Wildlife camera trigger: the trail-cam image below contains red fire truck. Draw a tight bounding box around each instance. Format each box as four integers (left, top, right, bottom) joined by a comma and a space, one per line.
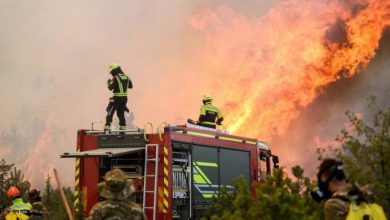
61, 123, 279, 220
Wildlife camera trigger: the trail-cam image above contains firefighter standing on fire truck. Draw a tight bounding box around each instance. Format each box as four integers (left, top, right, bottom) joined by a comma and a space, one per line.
104, 63, 133, 132
198, 94, 224, 129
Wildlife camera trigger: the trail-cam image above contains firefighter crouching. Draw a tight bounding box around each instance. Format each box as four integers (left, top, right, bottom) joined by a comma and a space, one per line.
198, 94, 223, 129
104, 63, 133, 132
87, 169, 146, 220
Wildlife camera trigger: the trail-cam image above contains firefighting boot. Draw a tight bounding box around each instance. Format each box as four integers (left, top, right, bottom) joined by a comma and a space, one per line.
119, 125, 126, 135
104, 125, 111, 134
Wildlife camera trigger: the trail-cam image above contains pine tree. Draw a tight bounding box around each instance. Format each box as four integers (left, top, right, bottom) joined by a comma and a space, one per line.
42, 175, 63, 219
0, 159, 14, 212
0, 160, 31, 211
41, 175, 76, 220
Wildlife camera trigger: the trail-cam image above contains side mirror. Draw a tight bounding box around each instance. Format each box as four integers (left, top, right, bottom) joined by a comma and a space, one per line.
272, 155, 279, 169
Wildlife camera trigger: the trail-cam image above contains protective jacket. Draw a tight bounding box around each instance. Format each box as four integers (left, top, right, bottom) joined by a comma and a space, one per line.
198, 102, 223, 128
10, 198, 32, 214
324, 185, 351, 220
108, 73, 133, 97
324, 184, 384, 220
4, 198, 32, 220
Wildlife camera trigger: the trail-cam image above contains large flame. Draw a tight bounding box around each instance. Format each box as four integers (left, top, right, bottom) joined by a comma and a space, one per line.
2, 0, 389, 186
192, 0, 390, 140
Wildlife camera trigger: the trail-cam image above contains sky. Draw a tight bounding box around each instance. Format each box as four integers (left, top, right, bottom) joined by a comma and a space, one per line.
0, 0, 389, 187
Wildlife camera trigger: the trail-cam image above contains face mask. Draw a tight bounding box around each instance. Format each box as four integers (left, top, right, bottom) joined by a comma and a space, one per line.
311, 163, 345, 202
311, 176, 333, 202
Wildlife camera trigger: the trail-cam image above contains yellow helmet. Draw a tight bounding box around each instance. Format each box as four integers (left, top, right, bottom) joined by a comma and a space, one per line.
203, 94, 212, 102
108, 63, 120, 73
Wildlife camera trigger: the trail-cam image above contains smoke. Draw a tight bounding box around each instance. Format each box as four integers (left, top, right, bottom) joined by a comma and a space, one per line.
0, 0, 277, 187
0, 0, 389, 186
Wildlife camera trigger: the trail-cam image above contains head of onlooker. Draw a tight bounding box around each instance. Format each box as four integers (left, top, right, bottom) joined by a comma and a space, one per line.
28, 189, 42, 203
7, 187, 21, 200
311, 158, 348, 202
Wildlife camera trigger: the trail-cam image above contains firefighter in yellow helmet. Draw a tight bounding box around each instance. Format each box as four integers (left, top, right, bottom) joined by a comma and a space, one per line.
198, 94, 223, 129
105, 63, 133, 132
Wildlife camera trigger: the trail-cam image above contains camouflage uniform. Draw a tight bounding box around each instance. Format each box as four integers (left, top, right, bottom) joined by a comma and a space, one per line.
324, 183, 375, 220
324, 185, 350, 220
87, 169, 146, 220
29, 201, 48, 220
88, 200, 145, 220
28, 189, 48, 220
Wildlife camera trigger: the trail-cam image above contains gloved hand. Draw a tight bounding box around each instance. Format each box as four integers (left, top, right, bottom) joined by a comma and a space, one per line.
187, 119, 197, 124
217, 121, 222, 125
107, 79, 113, 85
125, 107, 129, 113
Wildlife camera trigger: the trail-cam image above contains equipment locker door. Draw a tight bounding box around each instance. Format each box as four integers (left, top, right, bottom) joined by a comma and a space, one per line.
192, 145, 219, 219
219, 148, 250, 188
192, 145, 250, 219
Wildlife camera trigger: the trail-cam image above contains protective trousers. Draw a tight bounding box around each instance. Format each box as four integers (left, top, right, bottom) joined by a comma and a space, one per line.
105, 97, 128, 130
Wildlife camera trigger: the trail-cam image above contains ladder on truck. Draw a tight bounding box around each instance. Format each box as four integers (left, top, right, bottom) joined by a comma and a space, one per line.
143, 144, 159, 220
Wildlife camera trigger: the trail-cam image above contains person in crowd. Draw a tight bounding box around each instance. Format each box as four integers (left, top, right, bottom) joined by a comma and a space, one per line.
88, 169, 145, 220
312, 158, 386, 220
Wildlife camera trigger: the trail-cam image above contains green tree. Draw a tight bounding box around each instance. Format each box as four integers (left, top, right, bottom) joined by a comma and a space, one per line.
203, 167, 321, 220
0, 159, 31, 211
333, 98, 390, 216
42, 175, 75, 220
8, 166, 23, 186
0, 159, 14, 211
0, 160, 77, 219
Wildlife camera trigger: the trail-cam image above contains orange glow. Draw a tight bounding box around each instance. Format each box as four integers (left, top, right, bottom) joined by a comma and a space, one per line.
21, 114, 69, 187
192, 0, 390, 141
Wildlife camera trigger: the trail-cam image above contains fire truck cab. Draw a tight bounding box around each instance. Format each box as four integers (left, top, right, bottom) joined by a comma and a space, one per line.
61, 123, 279, 220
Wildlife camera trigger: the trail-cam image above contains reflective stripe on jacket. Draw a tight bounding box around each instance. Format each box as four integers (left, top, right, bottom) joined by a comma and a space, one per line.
10, 198, 32, 213
199, 103, 222, 125
108, 73, 132, 97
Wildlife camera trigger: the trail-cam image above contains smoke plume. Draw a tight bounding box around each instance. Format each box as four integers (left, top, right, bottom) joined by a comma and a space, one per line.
0, 0, 389, 186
